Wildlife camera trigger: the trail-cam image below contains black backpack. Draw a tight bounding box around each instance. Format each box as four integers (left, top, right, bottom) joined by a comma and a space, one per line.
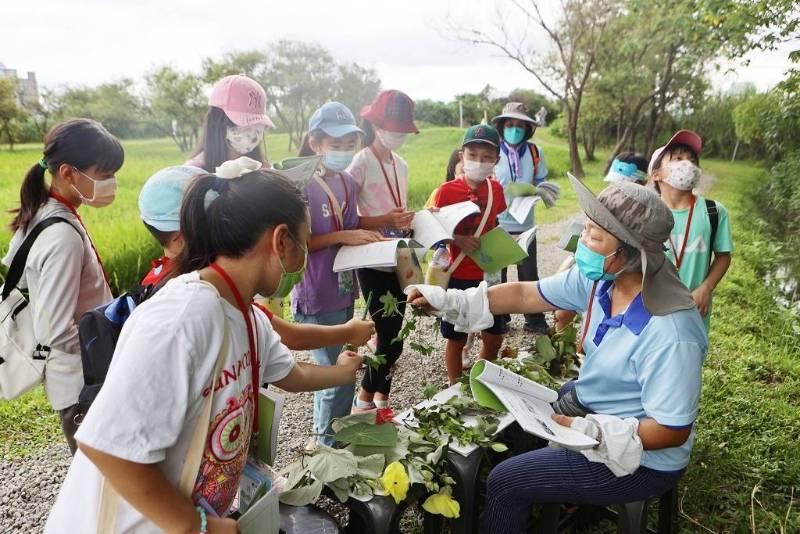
77, 283, 155, 409
705, 198, 719, 251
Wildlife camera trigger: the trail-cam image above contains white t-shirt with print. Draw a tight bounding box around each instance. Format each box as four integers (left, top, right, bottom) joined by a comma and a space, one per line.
45, 272, 295, 534
347, 147, 409, 218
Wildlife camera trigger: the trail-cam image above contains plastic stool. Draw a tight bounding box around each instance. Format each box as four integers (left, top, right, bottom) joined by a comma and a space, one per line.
279, 503, 342, 534
539, 485, 678, 534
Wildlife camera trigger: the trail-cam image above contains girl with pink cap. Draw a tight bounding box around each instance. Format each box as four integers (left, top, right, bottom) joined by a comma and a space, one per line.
187, 75, 275, 172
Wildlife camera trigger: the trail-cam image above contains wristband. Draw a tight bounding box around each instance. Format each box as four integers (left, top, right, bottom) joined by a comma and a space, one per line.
195, 506, 208, 534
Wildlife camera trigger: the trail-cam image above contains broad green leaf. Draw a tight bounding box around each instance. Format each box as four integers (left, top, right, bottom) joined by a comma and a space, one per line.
426, 443, 446, 465
280, 459, 311, 490
334, 421, 399, 447
327, 477, 351, 503
279, 478, 323, 506
347, 443, 406, 463
535, 334, 558, 363
406, 459, 426, 485
331, 411, 376, 433
307, 447, 358, 483
356, 454, 386, 479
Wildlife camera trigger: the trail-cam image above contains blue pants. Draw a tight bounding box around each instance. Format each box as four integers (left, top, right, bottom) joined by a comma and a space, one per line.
294, 306, 355, 447
481, 440, 683, 533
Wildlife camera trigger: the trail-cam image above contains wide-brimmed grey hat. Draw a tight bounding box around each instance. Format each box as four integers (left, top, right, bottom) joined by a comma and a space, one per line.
492, 102, 541, 127
568, 173, 695, 316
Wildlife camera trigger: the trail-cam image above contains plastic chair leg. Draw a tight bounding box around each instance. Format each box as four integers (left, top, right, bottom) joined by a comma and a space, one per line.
616, 500, 649, 534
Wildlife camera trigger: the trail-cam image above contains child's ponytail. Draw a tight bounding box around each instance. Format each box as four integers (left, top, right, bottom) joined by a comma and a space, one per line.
174, 174, 221, 274
9, 118, 124, 232
172, 169, 307, 277
12, 163, 50, 232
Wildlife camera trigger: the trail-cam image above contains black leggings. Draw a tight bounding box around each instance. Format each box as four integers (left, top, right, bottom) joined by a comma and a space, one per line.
357, 268, 406, 395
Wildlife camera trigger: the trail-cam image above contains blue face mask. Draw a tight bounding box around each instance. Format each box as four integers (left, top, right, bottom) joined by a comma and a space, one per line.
504, 126, 525, 145
575, 241, 620, 281
323, 150, 355, 172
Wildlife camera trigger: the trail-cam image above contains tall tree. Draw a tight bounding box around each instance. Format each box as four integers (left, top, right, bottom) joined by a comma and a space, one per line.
203, 43, 382, 151
456, 0, 621, 177
0, 78, 28, 150
55, 80, 142, 138
591, 0, 714, 170
143, 67, 207, 152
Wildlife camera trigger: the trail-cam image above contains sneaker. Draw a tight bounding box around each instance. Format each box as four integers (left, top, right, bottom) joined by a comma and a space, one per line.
352, 397, 377, 414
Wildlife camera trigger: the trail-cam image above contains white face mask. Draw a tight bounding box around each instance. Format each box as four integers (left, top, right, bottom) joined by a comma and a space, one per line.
462, 160, 495, 182
226, 125, 265, 155
662, 160, 700, 191
376, 129, 408, 151
72, 169, 117, 208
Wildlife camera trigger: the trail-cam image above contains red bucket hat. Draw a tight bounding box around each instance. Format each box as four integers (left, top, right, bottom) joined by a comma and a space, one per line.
360, 90, 419, 134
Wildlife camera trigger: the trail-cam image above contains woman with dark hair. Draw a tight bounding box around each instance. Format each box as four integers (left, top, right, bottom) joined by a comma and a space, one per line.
3, 118, 124, 454
187, 74, 274, 171
46, 167, 362, 534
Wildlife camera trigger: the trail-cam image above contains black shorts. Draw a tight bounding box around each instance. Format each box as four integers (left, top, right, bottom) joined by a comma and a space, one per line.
440, 278, 507, 340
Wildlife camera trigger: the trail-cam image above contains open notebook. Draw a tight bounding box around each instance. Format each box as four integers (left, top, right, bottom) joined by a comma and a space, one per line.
470, 360, 598, 449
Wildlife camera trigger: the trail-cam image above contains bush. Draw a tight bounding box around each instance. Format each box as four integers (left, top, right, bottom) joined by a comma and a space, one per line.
548, 116, 567, 139
759, 151, 800, 257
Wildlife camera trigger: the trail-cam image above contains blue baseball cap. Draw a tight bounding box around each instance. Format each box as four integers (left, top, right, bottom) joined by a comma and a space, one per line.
308, 102, 364, 138
138, 165, 205, 232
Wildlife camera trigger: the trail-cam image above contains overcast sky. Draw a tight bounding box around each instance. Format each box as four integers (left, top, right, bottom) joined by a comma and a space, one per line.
1, 0, 795, 102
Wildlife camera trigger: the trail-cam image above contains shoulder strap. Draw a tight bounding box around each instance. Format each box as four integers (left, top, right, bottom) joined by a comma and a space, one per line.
705, 198, 718, 250
528, 143, 540, 180
96, 299, 231, 533
2, 217, 79, 300
448, 181, 494, 274
313, 175, 344, 228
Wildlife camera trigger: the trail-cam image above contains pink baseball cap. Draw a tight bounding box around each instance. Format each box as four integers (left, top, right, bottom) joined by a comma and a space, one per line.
648, 129, 703, 173
209, 75, 275, 128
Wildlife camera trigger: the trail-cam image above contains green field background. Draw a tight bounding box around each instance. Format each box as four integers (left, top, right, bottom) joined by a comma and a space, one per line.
0, 128, 608, 293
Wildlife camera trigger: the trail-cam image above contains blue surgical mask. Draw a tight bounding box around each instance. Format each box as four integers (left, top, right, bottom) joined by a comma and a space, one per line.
323, 150, 355, 172
575, 241, 619, 281
504, 126, 525, 145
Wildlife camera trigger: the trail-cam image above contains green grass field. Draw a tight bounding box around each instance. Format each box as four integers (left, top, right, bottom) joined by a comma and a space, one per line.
1, 129, 797, 530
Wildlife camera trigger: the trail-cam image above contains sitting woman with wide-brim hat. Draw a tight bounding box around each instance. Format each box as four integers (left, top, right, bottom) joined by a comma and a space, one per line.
407, 175, 707, 534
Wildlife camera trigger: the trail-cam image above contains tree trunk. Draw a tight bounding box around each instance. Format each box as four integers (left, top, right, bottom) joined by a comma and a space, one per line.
565, 104, 584, 177
583, 130, 597, 161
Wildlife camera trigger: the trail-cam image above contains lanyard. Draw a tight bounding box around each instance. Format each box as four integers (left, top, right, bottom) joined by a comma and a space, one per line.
577, 281, 600, 355
49, 191, 111, 289
369, 145, 402, 208
668, 196, 697, 269
210, 263, 260, 435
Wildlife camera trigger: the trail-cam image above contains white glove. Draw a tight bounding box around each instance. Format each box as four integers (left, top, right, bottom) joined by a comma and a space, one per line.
404, 283, 494, 333
566, 414, 643, 477
535, 182, 561, 208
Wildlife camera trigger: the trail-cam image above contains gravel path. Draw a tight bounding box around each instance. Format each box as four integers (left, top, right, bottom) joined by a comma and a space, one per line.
0, 214, 582, 533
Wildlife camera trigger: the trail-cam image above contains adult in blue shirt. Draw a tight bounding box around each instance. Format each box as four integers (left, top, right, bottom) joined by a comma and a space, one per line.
408, 176, 707, 534
493, 102, 556, 334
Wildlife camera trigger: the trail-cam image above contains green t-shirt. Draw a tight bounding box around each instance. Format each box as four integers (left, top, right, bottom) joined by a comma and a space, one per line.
665, 196, 733, 329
